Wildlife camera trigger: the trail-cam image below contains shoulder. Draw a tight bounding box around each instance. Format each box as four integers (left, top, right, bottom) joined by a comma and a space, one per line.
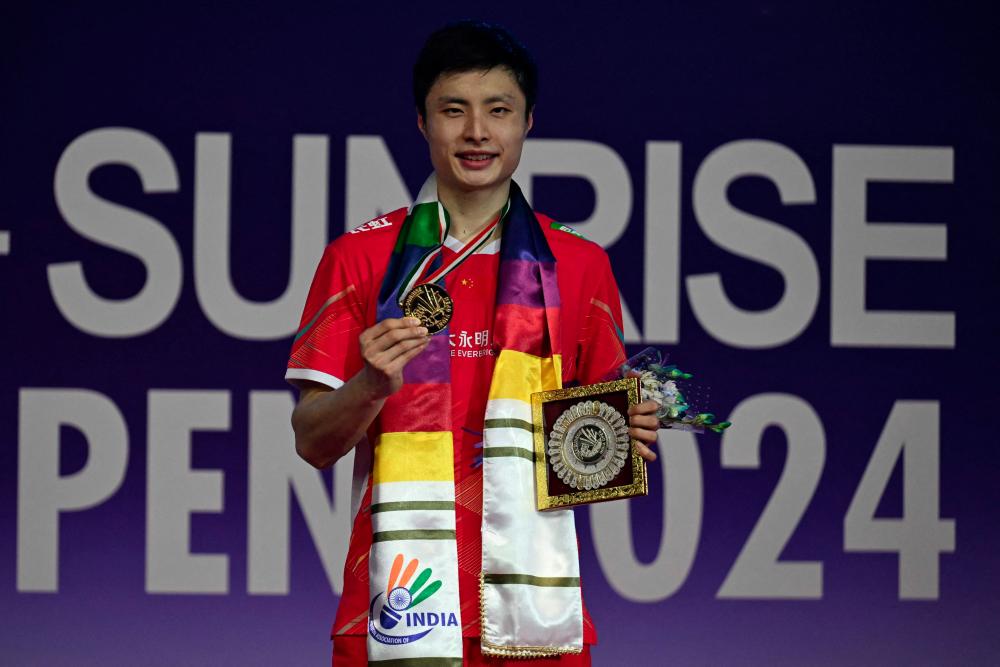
322, 207, 407, 261
308, 207, 407, 290
337, 207, 407, 246
535, 211, 609, 263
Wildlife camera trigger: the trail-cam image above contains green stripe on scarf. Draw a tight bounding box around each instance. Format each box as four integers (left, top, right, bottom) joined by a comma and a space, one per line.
369, 658, 464, 667
369, 501, 455, 513
483, 573, 581, 587
372, 529, 456, 543
482, 447, 534, 462
393, 202, 446, 251
394, 201, 450, 294
483, 418, 534, 432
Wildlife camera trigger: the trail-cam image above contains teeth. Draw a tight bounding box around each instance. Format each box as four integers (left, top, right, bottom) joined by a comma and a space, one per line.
461, 155, 491, 161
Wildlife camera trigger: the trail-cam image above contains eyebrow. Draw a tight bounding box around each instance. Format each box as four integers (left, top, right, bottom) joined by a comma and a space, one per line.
436, 93, 517, 106
483, 94, 516, 104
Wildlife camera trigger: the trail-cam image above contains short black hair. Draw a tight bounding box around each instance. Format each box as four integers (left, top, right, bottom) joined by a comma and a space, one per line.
413, 20, 537, 119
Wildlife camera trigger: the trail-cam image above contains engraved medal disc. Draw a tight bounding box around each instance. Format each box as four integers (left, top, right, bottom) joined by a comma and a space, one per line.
547, 400, 630, 491
401, 283, 454, 334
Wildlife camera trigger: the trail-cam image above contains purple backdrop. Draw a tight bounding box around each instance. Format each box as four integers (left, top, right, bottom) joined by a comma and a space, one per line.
3, 2, 997, 665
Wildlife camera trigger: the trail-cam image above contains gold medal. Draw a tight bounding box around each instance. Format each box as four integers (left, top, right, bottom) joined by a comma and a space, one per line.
401, 283, 453, 334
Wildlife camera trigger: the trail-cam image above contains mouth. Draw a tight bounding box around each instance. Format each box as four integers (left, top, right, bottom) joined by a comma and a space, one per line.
455, 151, 498, 169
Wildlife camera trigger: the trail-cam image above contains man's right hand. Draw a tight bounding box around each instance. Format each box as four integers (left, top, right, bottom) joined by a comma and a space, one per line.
292, 316, 430, 469
357, 316, 431, 399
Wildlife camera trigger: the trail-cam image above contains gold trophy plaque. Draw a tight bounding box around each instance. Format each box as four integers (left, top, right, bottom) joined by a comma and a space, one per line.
531, 377, 648, 511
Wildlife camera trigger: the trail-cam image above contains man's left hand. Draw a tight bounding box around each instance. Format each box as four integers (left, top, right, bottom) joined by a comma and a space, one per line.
628, 400, 661, 461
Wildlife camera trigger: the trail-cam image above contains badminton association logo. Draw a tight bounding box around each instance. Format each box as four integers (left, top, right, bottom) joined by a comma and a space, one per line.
368, 553, 459, 646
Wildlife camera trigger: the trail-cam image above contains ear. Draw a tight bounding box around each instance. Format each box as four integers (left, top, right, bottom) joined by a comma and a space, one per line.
417, 110, 428, 140
525, 107, 534, 135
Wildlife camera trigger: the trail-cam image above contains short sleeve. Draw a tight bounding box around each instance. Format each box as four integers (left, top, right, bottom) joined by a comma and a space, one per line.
575, 251, 627, 385
285, 241, 370, 390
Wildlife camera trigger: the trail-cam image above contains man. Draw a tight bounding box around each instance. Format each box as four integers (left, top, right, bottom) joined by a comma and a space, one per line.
287, 20, 661, 666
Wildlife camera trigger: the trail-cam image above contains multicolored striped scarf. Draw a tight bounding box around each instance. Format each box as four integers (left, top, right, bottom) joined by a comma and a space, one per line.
367, 175, 582, 663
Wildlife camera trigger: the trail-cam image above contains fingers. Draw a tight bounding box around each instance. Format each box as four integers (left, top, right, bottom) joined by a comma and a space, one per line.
628, 412, 659, 430
360, 317, 427, 349
380, 334, 431, 367
629, 403, 659, 441
629, 400, 660, 460
386, 337, 432, 372
629, 425, 659, 444
633, 441, 657, 462
356, 318, 433, 399
628, 400, 659, 416
367, 334, 430, 372
362, 318, 428, 360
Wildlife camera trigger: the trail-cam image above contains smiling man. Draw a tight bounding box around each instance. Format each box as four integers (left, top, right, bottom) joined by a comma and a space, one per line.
286, 21, 661, 666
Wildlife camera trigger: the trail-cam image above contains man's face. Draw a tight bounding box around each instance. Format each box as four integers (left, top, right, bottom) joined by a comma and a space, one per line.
418, 67, 533, 197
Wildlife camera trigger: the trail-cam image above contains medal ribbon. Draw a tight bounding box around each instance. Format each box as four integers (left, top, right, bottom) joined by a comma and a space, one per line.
397, 199, 509, 305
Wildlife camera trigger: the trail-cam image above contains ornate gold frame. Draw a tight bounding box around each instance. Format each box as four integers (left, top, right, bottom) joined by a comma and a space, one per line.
531, 377, 647, 511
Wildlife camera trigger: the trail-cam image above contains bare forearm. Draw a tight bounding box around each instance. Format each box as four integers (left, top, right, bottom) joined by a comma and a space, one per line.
292, 373, 386, 469
291, 316, 430, 469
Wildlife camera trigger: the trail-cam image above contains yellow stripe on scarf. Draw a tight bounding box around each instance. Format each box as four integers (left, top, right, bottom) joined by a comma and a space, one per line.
373, 431, 454, 484
488, 351, 563, 400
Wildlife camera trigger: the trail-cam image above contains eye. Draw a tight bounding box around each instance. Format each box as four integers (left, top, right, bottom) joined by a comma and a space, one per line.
492, 106, 512, 116
443, 107, 463, 116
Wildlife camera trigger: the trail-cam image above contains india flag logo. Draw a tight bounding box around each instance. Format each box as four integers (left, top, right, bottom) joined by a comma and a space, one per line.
379, 553, 442, 630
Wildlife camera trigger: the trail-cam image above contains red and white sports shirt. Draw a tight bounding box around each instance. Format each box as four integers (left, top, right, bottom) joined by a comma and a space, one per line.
287, 207, 626, 644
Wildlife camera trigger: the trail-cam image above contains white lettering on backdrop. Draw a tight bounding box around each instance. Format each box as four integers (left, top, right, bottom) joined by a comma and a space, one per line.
12, 129, 957, 601
17, 389, 129, 591
45, 131, 955, 348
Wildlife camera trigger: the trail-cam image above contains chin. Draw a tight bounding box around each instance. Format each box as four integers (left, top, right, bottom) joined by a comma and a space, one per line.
449, 172, 505, 193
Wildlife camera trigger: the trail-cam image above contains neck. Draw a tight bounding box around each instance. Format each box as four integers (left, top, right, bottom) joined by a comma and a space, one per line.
438, 179, 511, 243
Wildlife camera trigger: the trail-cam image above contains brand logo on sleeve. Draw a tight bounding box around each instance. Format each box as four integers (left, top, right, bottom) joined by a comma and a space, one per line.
368, 554, 458, 646
551, 221, 585, 239
349, 216, 393, 234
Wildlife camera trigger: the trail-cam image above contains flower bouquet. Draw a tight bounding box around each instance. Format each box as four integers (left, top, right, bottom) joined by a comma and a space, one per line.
619, 347, 732, 434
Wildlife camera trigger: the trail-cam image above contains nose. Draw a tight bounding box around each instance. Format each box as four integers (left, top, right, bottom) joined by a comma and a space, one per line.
463, 109, 489, 144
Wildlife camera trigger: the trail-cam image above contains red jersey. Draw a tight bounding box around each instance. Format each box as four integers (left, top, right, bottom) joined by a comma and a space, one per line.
286, 207, 626, 645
